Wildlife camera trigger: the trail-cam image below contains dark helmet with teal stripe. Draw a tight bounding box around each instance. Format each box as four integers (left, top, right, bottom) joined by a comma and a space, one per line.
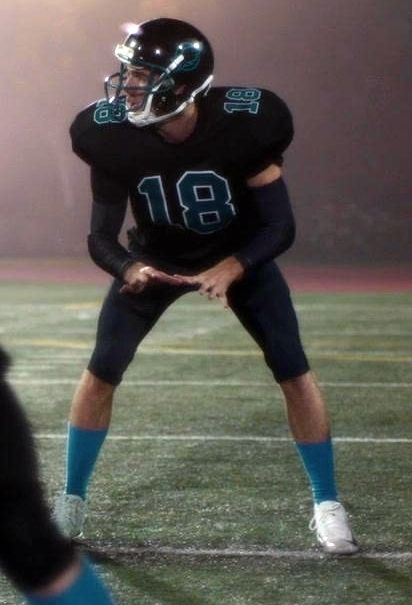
105, 18, 214, 127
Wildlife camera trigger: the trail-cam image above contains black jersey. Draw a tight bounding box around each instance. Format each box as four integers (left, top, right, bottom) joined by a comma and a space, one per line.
70, 87, 293, 268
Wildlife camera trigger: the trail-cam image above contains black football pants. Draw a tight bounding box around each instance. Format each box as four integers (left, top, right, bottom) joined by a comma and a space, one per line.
88, 261, 309, 386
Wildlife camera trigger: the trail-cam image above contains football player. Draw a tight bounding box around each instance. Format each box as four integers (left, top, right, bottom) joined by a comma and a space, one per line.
54, 17, 358, 555
0, 347, 116, 604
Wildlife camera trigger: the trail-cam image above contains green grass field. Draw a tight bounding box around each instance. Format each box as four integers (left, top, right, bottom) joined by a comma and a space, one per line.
1, 282, 411, 604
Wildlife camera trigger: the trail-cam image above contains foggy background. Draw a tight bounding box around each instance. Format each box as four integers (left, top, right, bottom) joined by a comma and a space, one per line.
1, 0, 411, 264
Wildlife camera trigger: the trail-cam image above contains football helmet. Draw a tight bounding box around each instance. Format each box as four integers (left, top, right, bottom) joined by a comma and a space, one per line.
105, 18, 214, 127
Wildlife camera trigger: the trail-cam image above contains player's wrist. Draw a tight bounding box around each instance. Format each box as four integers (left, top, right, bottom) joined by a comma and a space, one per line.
227, 255, 246, 276
122, 261, 146, 283
233, 252, 251, 272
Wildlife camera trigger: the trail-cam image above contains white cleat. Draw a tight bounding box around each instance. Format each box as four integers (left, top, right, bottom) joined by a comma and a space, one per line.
310, 500, 359, 555
53, 494, 87, 539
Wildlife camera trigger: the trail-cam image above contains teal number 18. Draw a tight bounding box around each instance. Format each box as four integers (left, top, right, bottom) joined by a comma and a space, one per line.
138, 171, 236, 234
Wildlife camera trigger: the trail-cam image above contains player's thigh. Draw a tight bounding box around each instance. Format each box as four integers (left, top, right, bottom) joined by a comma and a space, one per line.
89, 280, 181, 385
229, 262, 309, 381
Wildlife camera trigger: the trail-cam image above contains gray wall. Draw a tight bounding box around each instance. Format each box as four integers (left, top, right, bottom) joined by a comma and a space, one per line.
1, 0, 411, 263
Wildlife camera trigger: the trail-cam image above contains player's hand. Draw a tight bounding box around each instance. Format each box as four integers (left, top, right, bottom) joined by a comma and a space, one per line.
120, 263, 185, 294
175, 256, 244, 308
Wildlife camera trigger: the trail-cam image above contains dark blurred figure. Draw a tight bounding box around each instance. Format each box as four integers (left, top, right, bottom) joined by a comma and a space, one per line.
0, 347, 116, 604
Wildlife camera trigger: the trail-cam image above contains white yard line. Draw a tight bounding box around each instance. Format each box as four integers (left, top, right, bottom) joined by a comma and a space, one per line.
5, 344, 412, 363
34, 433, 412, 444
9, 378, 412, 388
90, 544, 412, 561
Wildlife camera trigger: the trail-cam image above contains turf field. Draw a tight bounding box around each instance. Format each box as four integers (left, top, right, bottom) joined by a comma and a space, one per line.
0, 280, 411, 604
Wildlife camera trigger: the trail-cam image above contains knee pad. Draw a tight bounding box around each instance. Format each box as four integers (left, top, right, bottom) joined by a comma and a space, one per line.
266, 348, 310, 382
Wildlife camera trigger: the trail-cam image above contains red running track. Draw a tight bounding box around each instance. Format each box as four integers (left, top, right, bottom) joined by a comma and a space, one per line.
0, 258, 411, 292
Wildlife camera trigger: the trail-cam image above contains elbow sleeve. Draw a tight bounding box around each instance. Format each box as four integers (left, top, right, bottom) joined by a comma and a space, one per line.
234, 178, 295, 270
88, 200, 133, 279
87, 233, 133, 280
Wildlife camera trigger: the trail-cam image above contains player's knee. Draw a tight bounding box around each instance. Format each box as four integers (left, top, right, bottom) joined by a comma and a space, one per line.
264, 347, 310, 383
86, 361, 126, 387
278, 369, 312, 387
77, 370, 117, 400
88, 343, 136, 386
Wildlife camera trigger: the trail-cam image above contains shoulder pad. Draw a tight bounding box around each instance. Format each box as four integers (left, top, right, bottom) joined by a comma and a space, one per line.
215, 87, 294, 175
70, 98, 128, 166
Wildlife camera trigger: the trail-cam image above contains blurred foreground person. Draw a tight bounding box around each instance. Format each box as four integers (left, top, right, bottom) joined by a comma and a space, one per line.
55, 17, 358, 555
0, 347, 116, 604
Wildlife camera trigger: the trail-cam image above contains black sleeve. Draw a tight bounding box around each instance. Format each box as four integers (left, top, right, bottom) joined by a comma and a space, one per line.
87, 166, 134, 279
233, 177, 295, 270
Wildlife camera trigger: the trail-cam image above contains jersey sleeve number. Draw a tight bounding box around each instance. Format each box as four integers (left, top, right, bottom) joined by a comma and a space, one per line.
224, 88, 262, 115
138, 171, 236, 234
93, 99, 127, 124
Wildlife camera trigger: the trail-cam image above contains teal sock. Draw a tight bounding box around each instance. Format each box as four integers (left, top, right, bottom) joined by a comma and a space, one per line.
65, 424, 107, 499
26, 557, 115, 604
295, 438, 338, 504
